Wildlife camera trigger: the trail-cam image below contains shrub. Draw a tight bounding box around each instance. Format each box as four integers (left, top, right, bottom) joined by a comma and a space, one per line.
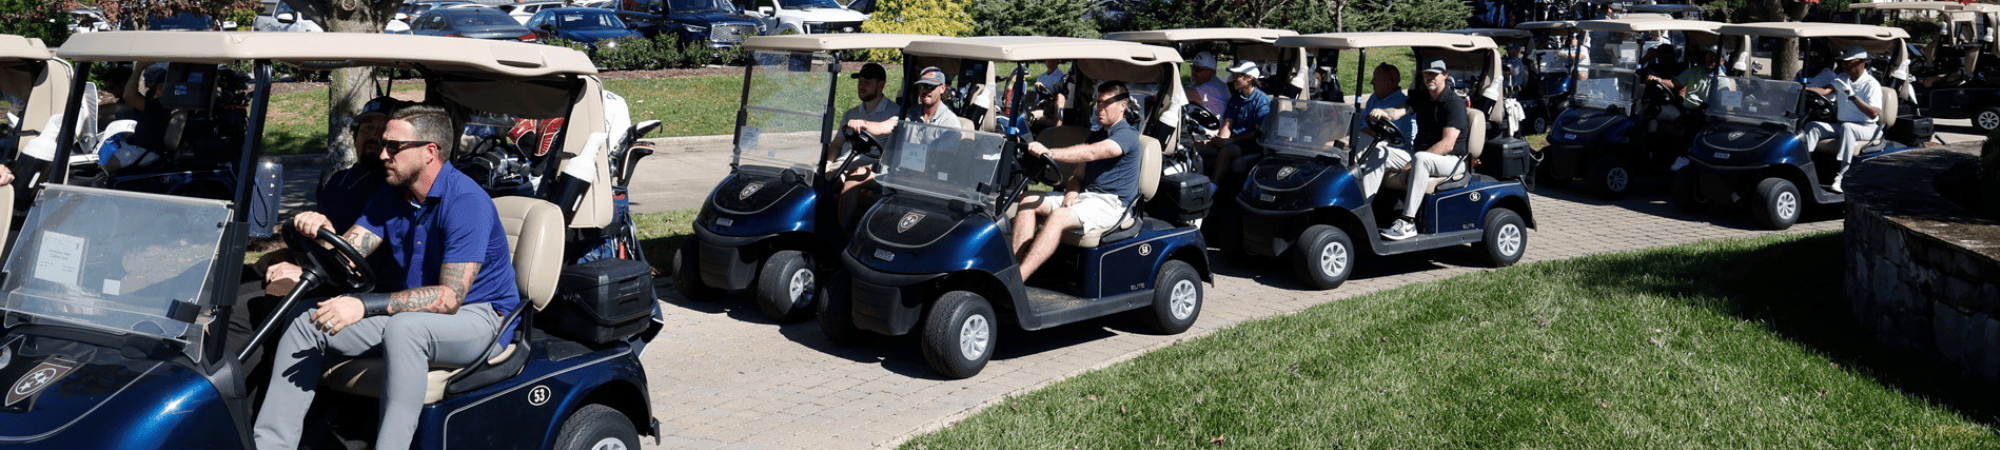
856, 0, 973, 63
547, 35, 737, 70
969, 0, 1098, 39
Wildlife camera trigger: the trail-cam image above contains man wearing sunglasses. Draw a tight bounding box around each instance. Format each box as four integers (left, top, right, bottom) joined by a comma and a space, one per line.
1012, 81, 1143, 281
253, 104, 521, 450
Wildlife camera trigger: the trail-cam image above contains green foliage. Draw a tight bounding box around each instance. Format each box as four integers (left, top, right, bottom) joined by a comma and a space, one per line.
1124, 0, 1465, 38
969, 0, 1099, 39
0, 0, 70, 47
543, 36, 736, 70
225, 6, 257, 31
1892, 18, 1943, 44
857, 0, 973, 62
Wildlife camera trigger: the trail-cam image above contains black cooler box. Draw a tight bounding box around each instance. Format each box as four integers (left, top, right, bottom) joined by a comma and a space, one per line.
548, 258, 654, 344
1480, 137, 1533, 179
1148, 172, 1213, 223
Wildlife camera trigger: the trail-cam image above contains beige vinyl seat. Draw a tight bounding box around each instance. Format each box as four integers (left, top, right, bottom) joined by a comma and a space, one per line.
1381, 108, 1488, 194
321, 196, 565, 404
1026, 126, 1161, 248
1813, 93, 1898, 157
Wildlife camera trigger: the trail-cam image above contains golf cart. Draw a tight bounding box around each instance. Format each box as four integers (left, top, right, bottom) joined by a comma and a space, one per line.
1623, 4, 1706, 20
1514, 20, 1584, 135
833, 36, 1211, 379
0, 35, 71, 241
1443, 27, 1544, 136
672, 33, 940, 323
1855, 1, 2000, 134
3, 31, 662, 448
1539, 17, 1731, 199
1230, 32, 1535, 290
1675, 23, 1917, 230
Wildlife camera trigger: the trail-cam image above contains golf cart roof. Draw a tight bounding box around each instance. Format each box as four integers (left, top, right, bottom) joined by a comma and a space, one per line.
1101, 28, 1299, 44
1576, 18, 1723, 34
902, 36, 1182, 64
1849, 1, 1970, 11
743, 33, 944, 52
1442, 28, 1533, 39
1517, 20, 1578, 30
57, 31, 596, 78
0, 34, 52, 62
1275, 32, 1498, 51
1716, 22, 1911, 39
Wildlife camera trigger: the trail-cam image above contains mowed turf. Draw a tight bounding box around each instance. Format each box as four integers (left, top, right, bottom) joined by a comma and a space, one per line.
902, 231, 2000, 449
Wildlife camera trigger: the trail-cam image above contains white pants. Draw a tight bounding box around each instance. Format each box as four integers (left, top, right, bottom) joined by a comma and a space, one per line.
1803, 121, 1880, 176
1031, 191, 1127, 233
1357, 144, 1461, 219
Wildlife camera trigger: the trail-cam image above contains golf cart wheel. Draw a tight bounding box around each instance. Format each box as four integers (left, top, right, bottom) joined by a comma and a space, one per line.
1140, 260, 1203, 334
921, 291, 996, 379
816, 274, 871, 346
1750, 177, 1801, 230
1530, 116, 1549, 135
1978, 106, 2000, 133
554, 404, 638, 450
1586, 154, 1631, 200
1536, 157, 1570, 188
755, 250, 816, 323
672, 239, 724, 302
1670, 167, 1711, 213
1291, 225, 1354, 291
1478, 208, 1527, 267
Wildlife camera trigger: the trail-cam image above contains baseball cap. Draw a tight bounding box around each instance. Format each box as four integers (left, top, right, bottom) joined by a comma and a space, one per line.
914, 66, 947, 86
1839, 44, 1869, 61
851, 62, 886, 80
1193, 52, 1218, 70
1421, 58, 1449, 74
1226, 60, 1261, 79
142, 62, 168, 84
356, 96, 408, 120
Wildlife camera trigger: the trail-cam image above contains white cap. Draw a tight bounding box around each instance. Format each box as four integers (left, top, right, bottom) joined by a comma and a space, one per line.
1193, 52, 1217, 70
1226, 60, 1261, 79
1839, 44, 1869, 61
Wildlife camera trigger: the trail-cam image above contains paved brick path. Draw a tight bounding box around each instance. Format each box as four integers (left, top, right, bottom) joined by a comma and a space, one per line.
634, 164, 1861, 449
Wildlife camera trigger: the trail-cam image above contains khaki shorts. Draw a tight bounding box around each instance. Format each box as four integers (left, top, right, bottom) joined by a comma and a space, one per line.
1035, 191, 1127, 233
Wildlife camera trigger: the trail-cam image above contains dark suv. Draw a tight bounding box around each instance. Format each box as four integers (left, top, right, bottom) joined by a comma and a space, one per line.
613, 0, 762, 49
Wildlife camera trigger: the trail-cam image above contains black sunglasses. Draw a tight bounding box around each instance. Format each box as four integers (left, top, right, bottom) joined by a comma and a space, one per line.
369, 139, 433, 154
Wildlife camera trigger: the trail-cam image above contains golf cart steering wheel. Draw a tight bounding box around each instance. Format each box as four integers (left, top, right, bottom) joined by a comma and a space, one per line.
1804, 90, 1838, 123
1025, 147, 1065, 186
283, 225, 377, 294
1184, 103, 1221, 131
1647, 78, 1681, 105
842, 126, 884, 160
1368, 115, 1409, 148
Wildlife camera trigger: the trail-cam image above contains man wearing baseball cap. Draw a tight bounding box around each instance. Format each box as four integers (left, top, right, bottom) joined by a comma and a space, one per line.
1184, 52, 1228, 117
1366, 58, 1470, 241
1801, 44, 1881, 193
828, 62, 901, 221
849, 66, 959, 135
1207, 60, 1272, 184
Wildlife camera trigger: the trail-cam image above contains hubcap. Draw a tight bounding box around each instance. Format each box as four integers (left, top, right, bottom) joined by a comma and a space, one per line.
788, 268, 815, 304
1605, 167, 1628, 193
1317, 241, 1348, 278
958, 314, 989, 360
590, 437, 627, 450
1775, 191, 1798, 221
1982, 112, 2000, 130
1169, 279, 1198, 320
1497, 224, 1523, 257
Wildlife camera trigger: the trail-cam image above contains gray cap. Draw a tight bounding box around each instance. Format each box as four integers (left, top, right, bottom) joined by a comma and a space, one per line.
1421, 58, 1448, 74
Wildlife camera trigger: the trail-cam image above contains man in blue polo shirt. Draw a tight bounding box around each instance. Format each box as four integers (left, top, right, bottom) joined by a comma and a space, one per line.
1207, 60, 1272, 185
1013, 81, 1143, 281
253, 104, 520, 450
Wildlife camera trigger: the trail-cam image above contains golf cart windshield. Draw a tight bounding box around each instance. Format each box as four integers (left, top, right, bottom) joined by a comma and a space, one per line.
1573, 67, 1636, 110
875, 121, 1004, 206
1585, 32, 1644, 69
1, 185, 232, 343
1258, 98, 1352, 158
734, 50, 834, 177
1706, 76, 1799, 122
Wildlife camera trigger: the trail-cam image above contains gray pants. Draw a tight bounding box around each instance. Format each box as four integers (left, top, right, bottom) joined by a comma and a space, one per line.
253, 302, 501, 450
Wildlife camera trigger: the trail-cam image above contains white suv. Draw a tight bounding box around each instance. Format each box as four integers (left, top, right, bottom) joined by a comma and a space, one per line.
253, 0, 323, 32
738, 0, 867, 35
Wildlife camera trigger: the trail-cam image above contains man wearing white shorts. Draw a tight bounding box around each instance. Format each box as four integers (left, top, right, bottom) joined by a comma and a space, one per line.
1013, 81, 1144, 281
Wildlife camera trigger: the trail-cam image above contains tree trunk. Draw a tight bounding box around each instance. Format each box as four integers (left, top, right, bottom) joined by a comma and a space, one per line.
314, 0, 402, 171
1330, 0, 1345, 33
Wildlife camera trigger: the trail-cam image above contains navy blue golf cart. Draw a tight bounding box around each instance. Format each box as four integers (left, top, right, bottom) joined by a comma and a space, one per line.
1539, 18, 1731, 199
672, 34, 940, 322
831, 37, 1212, 379
1232, 32, 1535, 290
1674, 23, 1920, 230
0, 31, 662, 449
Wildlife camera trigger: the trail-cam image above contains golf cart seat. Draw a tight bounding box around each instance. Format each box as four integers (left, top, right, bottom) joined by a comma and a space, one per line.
1382, 108, 1487, 194
1813, 93, 1899, 156
321, 196, 565, 404
1061, 135, 1160, 248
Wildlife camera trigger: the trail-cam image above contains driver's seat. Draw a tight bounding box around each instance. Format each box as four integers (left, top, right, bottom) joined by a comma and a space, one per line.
1060, 134, 1161, 248
320, 196, 565, 404
1382, 108, 1486, 194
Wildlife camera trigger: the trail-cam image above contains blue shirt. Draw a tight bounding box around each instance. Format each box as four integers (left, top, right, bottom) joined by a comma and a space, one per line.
357, 162, 521, 344
1082, 119, 1143, 206
1358, 90, 1420, 149
317, 166, 387, 231
1224, 88, 1272, 138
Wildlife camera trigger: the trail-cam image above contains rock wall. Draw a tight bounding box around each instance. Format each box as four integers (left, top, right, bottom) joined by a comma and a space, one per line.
1847, 144, 2000, 382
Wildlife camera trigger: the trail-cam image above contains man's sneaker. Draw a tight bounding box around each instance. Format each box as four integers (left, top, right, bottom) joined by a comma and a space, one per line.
1381, 219, 1417, 240
1829, 174, 1845, 193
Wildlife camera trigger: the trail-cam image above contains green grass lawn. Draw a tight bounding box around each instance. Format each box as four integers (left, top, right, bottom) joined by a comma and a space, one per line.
902, 231, 2000, 449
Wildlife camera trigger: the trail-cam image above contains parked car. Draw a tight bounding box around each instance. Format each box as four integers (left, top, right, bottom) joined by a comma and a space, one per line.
254, 0, 324, 32
503, 1, 567, 24
615, 0, 763, 48
737, 0, 867, 35
390, 0, 476, 33
528, 8, 644, 51
131, 12, 229, 31
66, 8, 114, 34
409, 7, 539, 41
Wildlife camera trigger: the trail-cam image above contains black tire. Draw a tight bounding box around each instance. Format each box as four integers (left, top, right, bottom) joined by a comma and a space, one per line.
1536, 156, 1570, 188
1670, 167, 1711, 213
754, 250, 816, 323
1750, 177, 1801, 230
672, 239, 724, 302
1478, 208, 1527, 267
1586, 154, 1631, 200
1291, 225, 1354, 291
1977, 106, 2000, 133
554, 404, 638, 450
1140, 260, 1202, 334
920, 291, 995, 379
1530, 115, 1549, 135
815, 274, 869, 345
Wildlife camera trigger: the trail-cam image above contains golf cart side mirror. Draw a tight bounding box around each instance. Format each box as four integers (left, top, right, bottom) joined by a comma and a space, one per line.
634, 120, 662, 138
276, 12, 295, 24
757, 6, 774, 16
